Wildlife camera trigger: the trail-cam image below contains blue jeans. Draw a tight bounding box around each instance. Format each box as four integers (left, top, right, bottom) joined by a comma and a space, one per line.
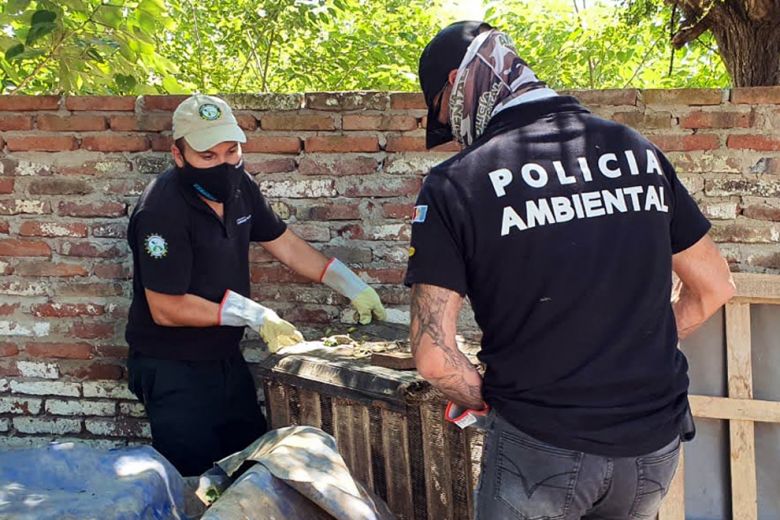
475, 413, 681, 520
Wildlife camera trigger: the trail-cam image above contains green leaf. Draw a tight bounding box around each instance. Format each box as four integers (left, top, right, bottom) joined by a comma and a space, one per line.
4, 0, 31, 15
26, 10, 58, 45
86, 47, 104, 63
5, 43, 24, 61
114, 73, 137, 91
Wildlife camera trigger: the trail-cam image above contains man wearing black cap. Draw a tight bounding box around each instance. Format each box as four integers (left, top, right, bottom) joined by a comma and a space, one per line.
407, 21, 735, 519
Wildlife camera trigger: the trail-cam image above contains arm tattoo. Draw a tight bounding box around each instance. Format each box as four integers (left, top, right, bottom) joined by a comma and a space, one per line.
410, 284, 484, 409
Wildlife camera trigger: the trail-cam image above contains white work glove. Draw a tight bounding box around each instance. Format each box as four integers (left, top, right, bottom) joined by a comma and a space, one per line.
444, 401, 491, 429
321, 259, 387, 325
219, 290, 304, 352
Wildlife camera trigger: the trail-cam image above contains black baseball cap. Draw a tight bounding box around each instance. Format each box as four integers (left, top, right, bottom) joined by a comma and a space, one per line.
418, 20, 493, 149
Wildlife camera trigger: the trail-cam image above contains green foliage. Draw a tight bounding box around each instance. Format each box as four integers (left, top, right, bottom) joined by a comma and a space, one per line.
484, 0, 729, 89
0, 0, 729, 94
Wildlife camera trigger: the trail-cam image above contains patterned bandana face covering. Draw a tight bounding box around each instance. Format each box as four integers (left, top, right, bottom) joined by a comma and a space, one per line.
449, 30, 553, 147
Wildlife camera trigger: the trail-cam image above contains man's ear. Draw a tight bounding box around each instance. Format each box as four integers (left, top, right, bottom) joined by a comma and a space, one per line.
171, 144, 185, 168
448, 69, 458, 85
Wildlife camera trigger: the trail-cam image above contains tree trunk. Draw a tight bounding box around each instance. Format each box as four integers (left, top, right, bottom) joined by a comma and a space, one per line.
671, 0, 780, 87
710, 3, 780, 86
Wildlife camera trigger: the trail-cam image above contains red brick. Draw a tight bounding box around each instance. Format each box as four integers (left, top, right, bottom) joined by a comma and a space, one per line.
15, 262, 88, 277
250, 265, 310, 284
55, 282, 124, 297
19, 221, 88, 238
386, 136, 427, 152
0, 360, 18, 376
299, 156, 378, 175
0, 221, 8, 234
26, 342, 93, 360
283, 307, 335, 324
30, 303, 105, 318
235, 113, 258, 131
106, 179, 148, 196
742, 204, 780, 221
0, 239, 51, 257
360, 268, 405, 284
94, 345, 129, 359
731, 87, 780, 104
727, 135, 780, 151
680, 111, 751, 129
305, 136, 379, 153
59, 241, 124, 258
81, 134, 149, 152
244, 157, 296, 174
0, 115, 33, 131
642, 89, 722, 106
58, 201, 126, 217
37, 114, 106, 131
65, 96, 136, 111
142, 95, 188, 111
343, 115, 418, 131
109, 114, 171, 132
390, 92, 427, 110
611, 111, 672, 129
92, 263, 131, 279
0, 304, 18, 315
333, 223, 365, 240
0, 200, 51, 216
29, 178, 92, 195
0, 178, 14, 194
71, 322, 114, 340
261, 114, 336, 131
649, 134, 720, 152
309, 205, 361, 220
6, 135, 78, 152
150, 134, 173, 151
340, 177, 421, 197
91, 222, 127, 238
243, 136, 301, 154
0, 342, 18, 357
305, 92, 388, 111
60, 362, 123, 380
0, 96, 59, 111
557, 89, 637, 106
383, 203, 414, 219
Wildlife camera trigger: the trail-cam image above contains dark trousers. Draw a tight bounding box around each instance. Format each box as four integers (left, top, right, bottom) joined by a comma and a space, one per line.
476, 413, 681, 520
127, 351, 268, 477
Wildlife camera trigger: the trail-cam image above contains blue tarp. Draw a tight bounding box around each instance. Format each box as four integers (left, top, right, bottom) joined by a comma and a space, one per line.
0, 442, 188, 520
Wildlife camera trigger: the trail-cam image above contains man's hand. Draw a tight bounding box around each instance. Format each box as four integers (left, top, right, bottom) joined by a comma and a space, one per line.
322, 259, 387, 324
219, 290, 305, 352
257, 310, 305, 352
351, 286, 387, 325
410, 283, 484, 410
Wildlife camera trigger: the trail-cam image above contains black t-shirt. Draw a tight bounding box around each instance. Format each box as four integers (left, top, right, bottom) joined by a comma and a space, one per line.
405, 96, 711, 457
125, 166, 286, 360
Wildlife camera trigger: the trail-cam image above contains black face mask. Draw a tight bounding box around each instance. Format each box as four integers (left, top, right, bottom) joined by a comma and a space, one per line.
178, 159, 244, 203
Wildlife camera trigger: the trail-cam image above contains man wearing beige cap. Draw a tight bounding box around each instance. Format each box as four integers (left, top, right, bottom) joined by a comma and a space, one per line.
125, 94, 386, 476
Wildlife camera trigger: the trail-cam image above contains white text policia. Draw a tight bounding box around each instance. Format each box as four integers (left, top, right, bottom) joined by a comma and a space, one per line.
489, 148, 671, 236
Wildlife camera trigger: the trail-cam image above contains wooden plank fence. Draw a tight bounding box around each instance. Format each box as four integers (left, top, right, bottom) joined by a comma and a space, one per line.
658, 273, 780, 520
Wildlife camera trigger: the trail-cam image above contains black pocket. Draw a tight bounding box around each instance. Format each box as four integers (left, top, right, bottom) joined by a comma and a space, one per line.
495, 432, 582, 520
629, 440, 681, 518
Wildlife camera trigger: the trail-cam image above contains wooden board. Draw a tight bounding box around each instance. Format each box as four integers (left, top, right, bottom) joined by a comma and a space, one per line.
381, 408, 414, 520
732, 273, 780, 304
725, 302, 758, 520
419, 402, 454, 520
689, 395, 780, 423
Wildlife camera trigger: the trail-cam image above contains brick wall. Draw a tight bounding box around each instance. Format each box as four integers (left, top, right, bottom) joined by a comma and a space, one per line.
0, 88, 778, 448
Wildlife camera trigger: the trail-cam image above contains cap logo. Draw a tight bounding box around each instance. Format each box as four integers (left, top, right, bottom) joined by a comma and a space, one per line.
198, 103, 222, 121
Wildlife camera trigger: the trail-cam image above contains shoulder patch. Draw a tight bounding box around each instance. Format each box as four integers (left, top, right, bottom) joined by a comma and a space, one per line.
144, 234, 168, 259
412, 205, 428, 223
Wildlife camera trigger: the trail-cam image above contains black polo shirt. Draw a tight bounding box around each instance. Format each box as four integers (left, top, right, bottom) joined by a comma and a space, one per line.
405, 96, 711, 457
125, 166, 286, 360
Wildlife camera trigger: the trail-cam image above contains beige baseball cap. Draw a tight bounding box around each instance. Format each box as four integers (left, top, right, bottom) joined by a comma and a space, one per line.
172, 94, 247, 152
